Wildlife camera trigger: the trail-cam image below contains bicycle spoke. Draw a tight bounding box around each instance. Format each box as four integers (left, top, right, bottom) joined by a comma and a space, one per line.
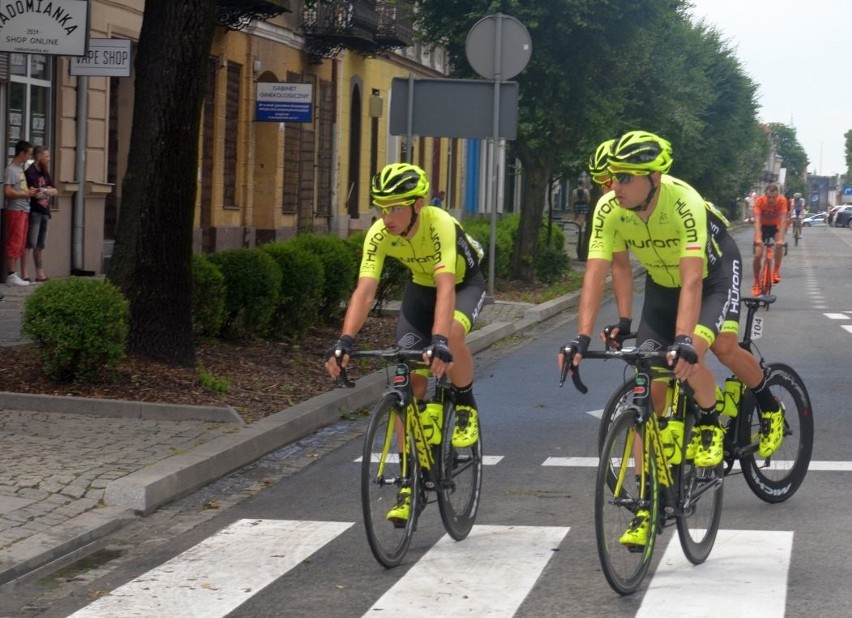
361, 396, 419, 567
595, 413, 657, 595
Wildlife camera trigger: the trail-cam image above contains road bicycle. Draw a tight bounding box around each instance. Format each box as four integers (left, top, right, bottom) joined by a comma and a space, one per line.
791, 216, 802, 246
754, 234, 787, 301
338, 347, 483, 568
596, 294, 813, 505
564, 347, 724, 595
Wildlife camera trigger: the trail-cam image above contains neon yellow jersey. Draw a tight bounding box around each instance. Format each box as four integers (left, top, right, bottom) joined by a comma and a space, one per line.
359, 206, 481, 287
587, 175, 729, 288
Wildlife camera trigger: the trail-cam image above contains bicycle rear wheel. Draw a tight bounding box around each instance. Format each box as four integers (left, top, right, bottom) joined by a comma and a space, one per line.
438, 401, 483, 540
740, 363, 813, 503
361, 395, 421, 568
760, 259, 773, 297
597, 380, 635, 454
595, 411, 658, 595
675, 413, 724, 564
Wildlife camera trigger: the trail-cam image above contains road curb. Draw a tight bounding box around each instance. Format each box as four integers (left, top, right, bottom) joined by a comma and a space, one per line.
0, 392, 243, 425
0, 507, 134, 586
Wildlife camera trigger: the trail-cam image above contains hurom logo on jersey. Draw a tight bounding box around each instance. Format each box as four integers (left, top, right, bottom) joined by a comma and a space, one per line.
0, 0, 89, 56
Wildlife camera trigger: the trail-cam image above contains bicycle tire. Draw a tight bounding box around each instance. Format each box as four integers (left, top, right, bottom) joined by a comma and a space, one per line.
361, 394, 421, 568
675, 413, 724, 564
760, 259, 773, 298
437, 401, 483, 540
595, 411, 658, 595
597, 380, 635, 454
740, 363, 813, 503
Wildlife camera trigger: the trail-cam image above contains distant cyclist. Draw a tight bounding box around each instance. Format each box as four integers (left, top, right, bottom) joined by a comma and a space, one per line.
752, 183, 788, 293
325, 163, 485, 525
560, 132, 785, 547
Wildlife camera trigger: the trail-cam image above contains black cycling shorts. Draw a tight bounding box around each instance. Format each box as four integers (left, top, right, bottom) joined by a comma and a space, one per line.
636, 233, 743, 356
395, 271, 486, 350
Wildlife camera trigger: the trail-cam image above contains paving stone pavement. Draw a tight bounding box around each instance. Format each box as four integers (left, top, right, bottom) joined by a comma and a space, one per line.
0, 277, 560, 585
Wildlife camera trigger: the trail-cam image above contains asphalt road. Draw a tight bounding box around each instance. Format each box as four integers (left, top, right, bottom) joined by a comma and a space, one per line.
10, 224, 852, 617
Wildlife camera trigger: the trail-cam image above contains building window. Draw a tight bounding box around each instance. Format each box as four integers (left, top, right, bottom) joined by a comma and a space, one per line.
7, 53, 53, 155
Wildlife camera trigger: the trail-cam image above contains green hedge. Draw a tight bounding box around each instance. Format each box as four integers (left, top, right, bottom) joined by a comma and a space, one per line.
22, 278, 129, 381
191, 254, 226, 337
208, 248, 282, 337
288, 234, 356, 322
260, 241, 325, 337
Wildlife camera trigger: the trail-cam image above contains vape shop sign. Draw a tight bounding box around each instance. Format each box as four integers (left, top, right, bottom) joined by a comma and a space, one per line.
0, 0, 90, 55
256, 83, 313, 123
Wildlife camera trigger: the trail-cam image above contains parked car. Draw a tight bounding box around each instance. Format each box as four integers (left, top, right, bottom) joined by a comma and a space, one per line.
802, 212, 827, 227
828, 204, 852, 226
835, 208, 852, 228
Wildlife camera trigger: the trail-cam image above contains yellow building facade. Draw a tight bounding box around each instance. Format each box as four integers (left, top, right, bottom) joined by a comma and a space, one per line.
1, 1, 463, 278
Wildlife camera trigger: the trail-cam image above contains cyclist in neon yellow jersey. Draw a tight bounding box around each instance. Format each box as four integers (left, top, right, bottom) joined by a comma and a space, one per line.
325, 163, 485, 525
561, 132, 784, 546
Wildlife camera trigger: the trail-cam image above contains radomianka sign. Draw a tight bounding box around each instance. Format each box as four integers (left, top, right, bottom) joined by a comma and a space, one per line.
0, 0, 90, 56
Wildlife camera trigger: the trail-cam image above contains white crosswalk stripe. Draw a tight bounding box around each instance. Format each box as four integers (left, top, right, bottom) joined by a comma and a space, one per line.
638, 530, 793, 617
65, 521, 795, 617
367, 525, 570, 616
68, 520, 352, 617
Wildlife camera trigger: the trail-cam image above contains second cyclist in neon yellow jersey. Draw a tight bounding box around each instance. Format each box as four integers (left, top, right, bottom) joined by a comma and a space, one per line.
588, 175, 731, 288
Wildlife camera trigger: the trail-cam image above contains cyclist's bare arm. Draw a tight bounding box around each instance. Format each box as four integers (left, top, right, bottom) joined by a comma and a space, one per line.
326, 277, 378, 377
429, 272, 458, 378
672, 256, 704, 379
611, 250, 634, 326
559, 258, 610, 372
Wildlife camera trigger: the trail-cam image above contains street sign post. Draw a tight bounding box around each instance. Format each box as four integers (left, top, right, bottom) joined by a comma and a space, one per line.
465, 14, 531, 297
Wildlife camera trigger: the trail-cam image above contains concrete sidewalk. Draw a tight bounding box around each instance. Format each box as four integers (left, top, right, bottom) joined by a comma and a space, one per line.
0, 277, 593, 586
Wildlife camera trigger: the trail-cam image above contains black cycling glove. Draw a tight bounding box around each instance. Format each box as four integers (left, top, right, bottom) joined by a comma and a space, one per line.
426, 335, 453, 364
667, 334, 698, 365
562, 334, 591, 364
325, 335, 354, 364
602, 317, 632, 350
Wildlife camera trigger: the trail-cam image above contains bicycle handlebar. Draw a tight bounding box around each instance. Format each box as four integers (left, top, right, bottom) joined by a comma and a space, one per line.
560, 346, 671, 394
333, 347, 433, 389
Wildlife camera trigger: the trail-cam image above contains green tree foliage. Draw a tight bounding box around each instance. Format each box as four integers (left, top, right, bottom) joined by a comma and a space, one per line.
844, 129, 852, 180
768, 122, 809, 195
413, 0, 764, 279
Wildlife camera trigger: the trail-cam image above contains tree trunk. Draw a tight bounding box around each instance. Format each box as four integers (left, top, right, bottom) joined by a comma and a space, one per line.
510, 160, 551, 282
107, 1, 218, 365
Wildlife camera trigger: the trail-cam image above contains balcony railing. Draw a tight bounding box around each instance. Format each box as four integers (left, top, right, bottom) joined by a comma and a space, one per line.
302, 0, 412, 60
217, 0, 292, 31
374, 1, 413, 49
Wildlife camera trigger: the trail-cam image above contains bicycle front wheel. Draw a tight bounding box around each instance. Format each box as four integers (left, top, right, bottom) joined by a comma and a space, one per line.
438, 401, 483, 540
675, 413, 724, 564
361, 395, 421, 568
760, 259, 773, 298
740, 363, 813, 503
595, 411, 658, 595
597, 380, 635, 454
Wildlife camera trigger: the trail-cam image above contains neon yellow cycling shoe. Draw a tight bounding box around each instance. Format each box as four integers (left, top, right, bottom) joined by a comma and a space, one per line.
386, 487, 411, 528
685, 427, 700, 460
693, 424, 725, 467
759, 407, 784, 458
452, 405, 479, 448
619, 509, 650, 547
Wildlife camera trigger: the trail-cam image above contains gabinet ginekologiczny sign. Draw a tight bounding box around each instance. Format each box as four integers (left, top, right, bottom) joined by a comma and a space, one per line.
0, 0, 90, 56
256, 82, 313, 123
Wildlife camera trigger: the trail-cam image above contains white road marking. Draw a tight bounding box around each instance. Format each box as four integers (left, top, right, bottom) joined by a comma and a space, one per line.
543, 456, 599, 467
842, 325, 852, 335
356, 455, 503, 465
638, 529, 792, 617
366, 525, 569, 616
586, 408, 604, 419
542, 458, 852, 471
823, 313, 850, 319
69, 519, 352, 617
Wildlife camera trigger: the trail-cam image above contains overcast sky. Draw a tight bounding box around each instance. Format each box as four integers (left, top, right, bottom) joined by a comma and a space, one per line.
688, 0, 850, 177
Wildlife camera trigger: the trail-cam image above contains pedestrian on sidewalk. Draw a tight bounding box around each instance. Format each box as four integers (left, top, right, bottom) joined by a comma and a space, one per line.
22, 146, 58, 283
4, 140, 37, 287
